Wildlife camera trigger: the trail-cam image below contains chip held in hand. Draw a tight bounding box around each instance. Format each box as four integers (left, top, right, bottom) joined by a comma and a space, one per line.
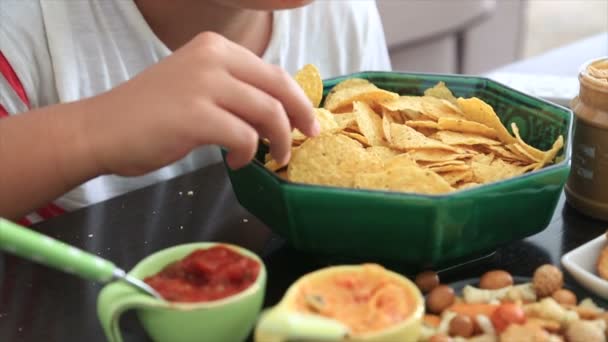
294, 64, 324, 108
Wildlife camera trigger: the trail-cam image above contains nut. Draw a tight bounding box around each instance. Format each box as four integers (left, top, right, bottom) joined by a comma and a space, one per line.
571, 305, 603, 320
565, 320, 606, 342
551, 289, 577, 306
479, 270, 514, 290
533, 264, 563, 298
598, 312, 608, 330
415, 270, 440, 293
449, 314, 474, 338
427, 285, 456, 314
500, 322, 549, 342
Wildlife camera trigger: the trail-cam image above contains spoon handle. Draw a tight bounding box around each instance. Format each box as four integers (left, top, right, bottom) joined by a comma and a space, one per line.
0, 218, 116, 282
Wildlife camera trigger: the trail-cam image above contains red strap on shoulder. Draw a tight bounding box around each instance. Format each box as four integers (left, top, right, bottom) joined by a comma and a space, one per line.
0, 103, 8, 118
0, 50, 30, 107
37, 204, 66, 219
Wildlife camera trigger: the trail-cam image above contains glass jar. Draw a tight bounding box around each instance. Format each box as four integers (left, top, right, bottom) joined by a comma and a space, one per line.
565, 57, 608, 221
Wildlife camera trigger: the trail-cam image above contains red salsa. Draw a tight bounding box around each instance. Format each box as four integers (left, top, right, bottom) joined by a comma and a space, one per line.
144, 245, 260, 302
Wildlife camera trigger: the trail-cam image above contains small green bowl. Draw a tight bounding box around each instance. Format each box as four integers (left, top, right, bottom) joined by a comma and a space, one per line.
224, 71, 573, 269
97, 242, 266, 342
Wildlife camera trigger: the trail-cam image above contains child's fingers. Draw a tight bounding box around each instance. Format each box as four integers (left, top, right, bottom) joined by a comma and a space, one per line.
197, 107, 260, 169
249, 64, 318, 137
215, 78, 292, 166
203, 36, 317, 137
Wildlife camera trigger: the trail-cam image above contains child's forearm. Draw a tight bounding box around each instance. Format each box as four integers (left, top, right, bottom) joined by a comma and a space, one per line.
0, 100, 100, 219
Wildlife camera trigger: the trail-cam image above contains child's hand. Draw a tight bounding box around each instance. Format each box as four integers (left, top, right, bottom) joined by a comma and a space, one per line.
84, 32, 318, 176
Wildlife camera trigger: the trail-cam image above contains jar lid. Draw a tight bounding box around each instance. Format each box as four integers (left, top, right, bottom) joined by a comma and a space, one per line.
580, 57, 608, 91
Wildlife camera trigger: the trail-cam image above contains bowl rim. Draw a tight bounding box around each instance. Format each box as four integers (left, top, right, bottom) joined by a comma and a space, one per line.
236, 70, 574, 199
129, 242, 267, 310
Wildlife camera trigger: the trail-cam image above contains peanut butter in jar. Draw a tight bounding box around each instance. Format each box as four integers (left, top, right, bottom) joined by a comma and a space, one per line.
565, 57, 608, 221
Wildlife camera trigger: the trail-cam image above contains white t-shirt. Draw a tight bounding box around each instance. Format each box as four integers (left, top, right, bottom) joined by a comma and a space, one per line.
0, 0, 391, 212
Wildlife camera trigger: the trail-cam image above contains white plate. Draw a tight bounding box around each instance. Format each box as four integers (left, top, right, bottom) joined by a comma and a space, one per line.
561, 233, 608, 300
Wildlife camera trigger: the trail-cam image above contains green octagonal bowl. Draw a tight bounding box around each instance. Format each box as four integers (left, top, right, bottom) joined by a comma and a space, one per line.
223, 71, 573, 270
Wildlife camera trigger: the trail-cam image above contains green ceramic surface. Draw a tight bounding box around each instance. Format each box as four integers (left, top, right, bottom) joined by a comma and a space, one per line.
224, 71, 573, 270
97, 242, 266, 342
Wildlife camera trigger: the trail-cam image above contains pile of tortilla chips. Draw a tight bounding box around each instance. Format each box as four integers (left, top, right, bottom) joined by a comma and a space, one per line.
264, 64, 564, 195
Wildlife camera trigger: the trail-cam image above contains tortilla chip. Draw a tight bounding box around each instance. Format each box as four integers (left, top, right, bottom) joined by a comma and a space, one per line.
406, 120, 440, 130
288, 133, 381, 187
471, 153, 495, 165
334, 112, 357, 130
418, 128, 440, 137
354, 101, 386, 146
428, 164, 471, 173
508, 143, 542, 163
452, 145, 483, 155
291, 139, 306, 148
381, 96, 463, 121
423, 160, 467, 168
471, 161, 501, 183
382, 109, 400, 144
421, 97, 465, 120
440, 169, 474, 186
437, 117, 498, 139
472, 158, 536, 183
483, 145, 528, 162
440, 99, 464, 114
294, 64, 323, 107
457, 182, 481, 190
456, 97, 517, 144
510, 123, 546, 161
424, 81, 458, 104
341, 131, 370, 146
405, 149, 468, 162
331, 78, 371, 92
432, 130, 502, 146
367, 146, 400, 161
277, 170, 289, 181
380, 96, 427, 121
390, 123, 459, 152
292, 108, 339, 141
324, 82, 399, 113
264, 158, 284, 172
354, 166, 454, 194
533, 135, 564, 170
384, 153, 418, 169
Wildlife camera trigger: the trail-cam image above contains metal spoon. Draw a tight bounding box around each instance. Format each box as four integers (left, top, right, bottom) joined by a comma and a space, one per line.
0, 218, 163, 300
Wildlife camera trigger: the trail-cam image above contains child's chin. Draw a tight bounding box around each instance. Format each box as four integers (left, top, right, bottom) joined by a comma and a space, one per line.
277, 0, 315, 9
238, 0, 314, 10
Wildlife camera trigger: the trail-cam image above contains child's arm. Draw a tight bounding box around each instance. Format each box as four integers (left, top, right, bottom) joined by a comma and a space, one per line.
0, 100, 100, 219
0, 32, 318, 219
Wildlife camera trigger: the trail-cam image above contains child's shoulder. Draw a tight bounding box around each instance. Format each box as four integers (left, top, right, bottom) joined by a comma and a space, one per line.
0, 1, 45, 40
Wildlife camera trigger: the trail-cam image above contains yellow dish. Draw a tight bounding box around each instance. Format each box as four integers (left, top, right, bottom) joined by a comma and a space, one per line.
254, 264, 424, 342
